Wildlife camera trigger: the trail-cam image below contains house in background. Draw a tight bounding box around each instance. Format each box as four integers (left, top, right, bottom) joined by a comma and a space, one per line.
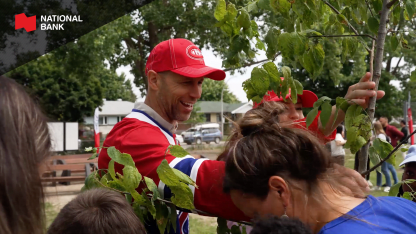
197, 101, 253, 123
84, 99, 134, 136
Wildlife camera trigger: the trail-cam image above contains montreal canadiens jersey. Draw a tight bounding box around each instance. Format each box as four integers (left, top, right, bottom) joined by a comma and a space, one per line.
98, 107, 248, 234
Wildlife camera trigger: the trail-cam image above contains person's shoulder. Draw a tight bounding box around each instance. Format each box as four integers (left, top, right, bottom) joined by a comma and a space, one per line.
105, 118, 170, 145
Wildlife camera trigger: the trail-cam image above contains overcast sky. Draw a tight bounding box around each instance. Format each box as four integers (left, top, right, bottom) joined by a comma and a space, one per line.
116, 48, 401, 103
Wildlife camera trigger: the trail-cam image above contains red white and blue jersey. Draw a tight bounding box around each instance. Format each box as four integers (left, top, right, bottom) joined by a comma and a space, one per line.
98, 107, 248, 234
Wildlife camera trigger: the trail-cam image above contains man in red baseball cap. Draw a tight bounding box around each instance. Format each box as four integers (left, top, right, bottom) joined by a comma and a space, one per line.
253, 73, 385, 143
99, 39, 249, 234
98, 38, 372, 234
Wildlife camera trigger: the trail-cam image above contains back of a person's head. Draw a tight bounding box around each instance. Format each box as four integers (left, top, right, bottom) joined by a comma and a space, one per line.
0, 75, 51, 234
251, 216, 312, 234
223, 101, 334, 198
336, 125, 343, 134
47, 188, 146, 234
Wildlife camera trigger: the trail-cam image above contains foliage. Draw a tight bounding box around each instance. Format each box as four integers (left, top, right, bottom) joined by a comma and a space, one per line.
389, 179, 416, 201
6, 50, 136, 121
83, 145, 197, 234
215, 0, 416, 172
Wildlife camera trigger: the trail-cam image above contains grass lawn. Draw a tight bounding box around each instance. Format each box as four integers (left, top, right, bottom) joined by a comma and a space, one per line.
44, 202, 58, 228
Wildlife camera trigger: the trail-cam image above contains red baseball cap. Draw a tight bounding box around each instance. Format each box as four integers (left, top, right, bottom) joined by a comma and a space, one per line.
253, 79, 318, 108
145, 38, 226, 80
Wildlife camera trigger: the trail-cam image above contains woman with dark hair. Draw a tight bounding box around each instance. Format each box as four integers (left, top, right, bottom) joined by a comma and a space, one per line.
222, 101, 416, 234
0, 75, 52, 234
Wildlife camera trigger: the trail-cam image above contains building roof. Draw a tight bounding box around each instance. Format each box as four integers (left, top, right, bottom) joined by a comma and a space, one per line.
197, 101, 251, 113
98, 99, 134, 115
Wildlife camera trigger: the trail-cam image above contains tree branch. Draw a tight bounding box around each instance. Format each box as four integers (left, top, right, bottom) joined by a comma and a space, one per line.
392, 56, 403, 74
365, 0, 376, 18
322, 0, 360, 35
358, 0, 391, 173
309, 34, 377, 40
223, 52, 281, 72
361, 129, 416, 176
386, 0, 400, 9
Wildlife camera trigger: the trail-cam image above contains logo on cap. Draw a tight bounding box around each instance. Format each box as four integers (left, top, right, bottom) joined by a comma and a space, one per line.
186, 45, 203, 61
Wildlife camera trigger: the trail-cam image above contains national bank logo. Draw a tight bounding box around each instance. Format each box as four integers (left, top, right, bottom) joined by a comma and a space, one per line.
15, 13, 82, 32
15, 13, 36, 32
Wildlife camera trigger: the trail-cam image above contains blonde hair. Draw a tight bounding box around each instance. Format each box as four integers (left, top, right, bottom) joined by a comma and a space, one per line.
374, 121, 386, 135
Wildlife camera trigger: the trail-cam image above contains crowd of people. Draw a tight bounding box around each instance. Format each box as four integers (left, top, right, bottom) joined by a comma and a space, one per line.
1, 38, 416, 234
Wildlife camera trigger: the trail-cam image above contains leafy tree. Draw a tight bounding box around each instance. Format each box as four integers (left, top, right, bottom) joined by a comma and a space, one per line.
201, 79, 240, 103
214, 0, 416, 174
6, 51, 136, 122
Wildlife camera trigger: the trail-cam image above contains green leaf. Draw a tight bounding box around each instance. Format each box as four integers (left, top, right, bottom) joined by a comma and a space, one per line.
270, 0, 291, 16
224, 3, 238, 22
371, 0, 383, 13
281, 66, 291, 80
145, 176, 160, 201
336, 97, 350, 113
167, 145, 190, 158
141, 191, 157, 218
350, 136, 366, 154
217, 217, 230, 234
373, 138, 395, 165
391, 35, 399, 51
231, 225, 241, 234
401, 147, 409, 152
265, 28, 280, 59
107, 180, 127, 191
393, 4, 401, 25
411, 70, 416, 82
84, 172, 101, 190
156, 159, 195, 210
345, 105, 358, 130
237, 9, 251, 30
368, 17, 379, 34
320, 101, 332, 128
288, 76, 297, 104
122, 165, 141, 191
88, 152, 98, 160
255, 37, 266, 50
247, 2, 258, 12
214, 0, 227, 21
155, 202, 169, 234
403, 192, 414, 200
251, 67, 270, 95
306, 108, 319, 128
389, 182, 403, 197
107, 147, 135, 167
346, 126, 358, 147
168, 203, 177, 232
369, 146, 381, 173
108, 160, 117, 180
294, 79, 303, 95
406, 0, 415, 20
302, 43, 325, 80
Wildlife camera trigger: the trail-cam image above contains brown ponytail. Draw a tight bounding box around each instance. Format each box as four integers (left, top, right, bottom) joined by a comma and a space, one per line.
222, 101, 333, 199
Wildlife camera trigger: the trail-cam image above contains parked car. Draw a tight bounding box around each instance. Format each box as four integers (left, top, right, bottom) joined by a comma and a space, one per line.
182, 123, 222, 144
176, 134, 184, 144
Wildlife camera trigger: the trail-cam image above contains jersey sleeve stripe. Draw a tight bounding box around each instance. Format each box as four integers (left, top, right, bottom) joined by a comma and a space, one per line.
189, 158, 209, 196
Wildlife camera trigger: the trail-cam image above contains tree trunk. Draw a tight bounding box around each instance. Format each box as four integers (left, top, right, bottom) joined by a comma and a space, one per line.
358, 0, 391, 173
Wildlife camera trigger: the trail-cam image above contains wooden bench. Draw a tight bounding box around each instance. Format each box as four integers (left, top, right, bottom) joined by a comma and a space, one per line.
42, 154, 98, 185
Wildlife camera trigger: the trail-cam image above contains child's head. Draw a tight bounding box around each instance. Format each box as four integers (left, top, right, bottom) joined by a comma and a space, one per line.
222, 101, 346, 221
47, 188, 146, 234
251, 216, 312, 234
400, 146, 416, 199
